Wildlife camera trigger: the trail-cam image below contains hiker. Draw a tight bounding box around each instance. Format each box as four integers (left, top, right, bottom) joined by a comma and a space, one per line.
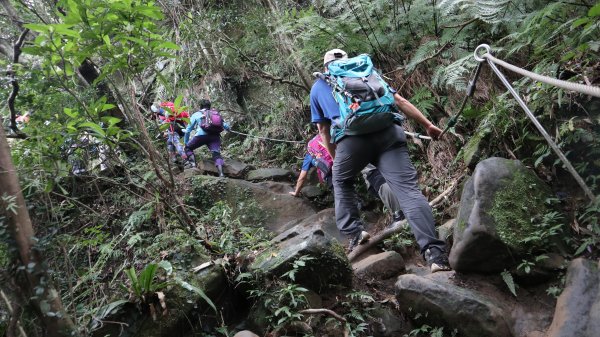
151, 101, 189, 166
310, 49, 450, 272
183, 99, 230, 176
362, 164, 405, 224
290, 133, 334, 197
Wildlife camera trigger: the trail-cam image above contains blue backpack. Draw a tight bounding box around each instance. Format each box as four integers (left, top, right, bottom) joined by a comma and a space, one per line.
320, 54, 399, 142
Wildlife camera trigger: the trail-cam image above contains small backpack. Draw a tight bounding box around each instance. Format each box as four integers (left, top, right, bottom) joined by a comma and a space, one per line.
323, 54, 398, 141
200, 109, 225, 134
307, 135, 333, 184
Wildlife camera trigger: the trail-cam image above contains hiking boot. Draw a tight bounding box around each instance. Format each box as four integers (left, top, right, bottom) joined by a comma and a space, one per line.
425, 248, 452, 273
388, 211, 406, 229
347, 231, 371, 253
183, 161, 196, 169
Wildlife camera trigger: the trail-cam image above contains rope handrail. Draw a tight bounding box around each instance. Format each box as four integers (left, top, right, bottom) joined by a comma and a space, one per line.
474, 44, 600, 98
228, 129, 431, 143
473, 44, 597, 202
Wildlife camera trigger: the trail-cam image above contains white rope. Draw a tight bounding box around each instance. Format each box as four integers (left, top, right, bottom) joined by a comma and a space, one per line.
474, 44, 600, 98
228, 129, 304, 144
473, 44, 597, 202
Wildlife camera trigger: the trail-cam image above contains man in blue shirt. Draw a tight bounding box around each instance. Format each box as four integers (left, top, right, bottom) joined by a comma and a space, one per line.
311, 49, 450, 272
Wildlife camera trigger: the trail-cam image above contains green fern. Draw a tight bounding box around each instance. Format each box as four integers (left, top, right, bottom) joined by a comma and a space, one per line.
431, 54, 475, 92
501, 270, 518, 297
438, 0, 514, 24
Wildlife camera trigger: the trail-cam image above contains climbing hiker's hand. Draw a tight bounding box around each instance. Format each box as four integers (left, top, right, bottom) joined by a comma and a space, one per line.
289, 191, 299, 197
426, 124, 443, 140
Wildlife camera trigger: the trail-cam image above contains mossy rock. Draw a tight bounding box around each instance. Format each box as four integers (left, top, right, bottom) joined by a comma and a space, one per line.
450, 157, 554, 273
250, 223, 352, 292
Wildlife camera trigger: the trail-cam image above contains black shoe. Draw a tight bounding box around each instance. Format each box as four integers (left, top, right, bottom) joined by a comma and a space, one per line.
347, 231, 371, 253
393, 211, 405, 222
388, 211, 406, 229
425, 248, 452, 273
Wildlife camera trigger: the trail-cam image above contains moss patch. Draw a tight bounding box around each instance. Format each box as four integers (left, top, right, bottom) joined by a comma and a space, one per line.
489, 168, 551, 252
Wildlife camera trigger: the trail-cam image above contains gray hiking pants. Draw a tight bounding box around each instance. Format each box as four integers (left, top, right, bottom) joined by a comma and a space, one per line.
332, 124, 446, 254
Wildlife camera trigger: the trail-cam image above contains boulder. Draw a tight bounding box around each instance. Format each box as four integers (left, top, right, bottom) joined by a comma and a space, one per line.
301, 185, 326, 198
246, 168, 294, 182
370, 304, 410, 337
250, 219, 352, 292
352, 251, 405, 280
198, 158, 251, 178
450, 157, 553, 273
546, 258, 600, 337
233, 331, 259, 337
396, 273, 512, 337
91, 263, 227, 337
187, 176, 315, 233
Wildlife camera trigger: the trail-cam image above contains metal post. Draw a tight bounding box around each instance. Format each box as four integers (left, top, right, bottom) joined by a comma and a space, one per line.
474, 44, 596, 202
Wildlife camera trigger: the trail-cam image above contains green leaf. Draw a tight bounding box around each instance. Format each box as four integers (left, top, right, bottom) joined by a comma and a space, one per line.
80, 122, 106, 138
101, 116, 121, 126
589, 3, 600, 17
23, 23, 50, 32
63, 108, 79, 118
501, 270, 517, 297
174, 277, 217, 312
157, 260, 173, 276
156, 41, 181, 51
174, 95, 184, 110
572, 18, 590, 29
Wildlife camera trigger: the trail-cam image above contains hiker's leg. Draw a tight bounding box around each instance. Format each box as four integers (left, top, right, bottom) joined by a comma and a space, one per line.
332, 135, 373, 236
166, 132, 177, 162
171, 132, 186, 159
378, 183, 402, 217
184, 135, 208, 165
207, 136, 224, 167
375, 125, 445, 254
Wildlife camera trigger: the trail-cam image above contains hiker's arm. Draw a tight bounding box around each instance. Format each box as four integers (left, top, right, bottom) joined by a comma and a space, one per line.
183, 115, 194, 144
290, 170, 308, 197
316, 122, 336, 159
394, 93, 442, 140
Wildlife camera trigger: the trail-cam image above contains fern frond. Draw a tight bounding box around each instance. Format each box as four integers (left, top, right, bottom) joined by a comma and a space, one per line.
406, 40, 440, 72
438, 0, 513, 24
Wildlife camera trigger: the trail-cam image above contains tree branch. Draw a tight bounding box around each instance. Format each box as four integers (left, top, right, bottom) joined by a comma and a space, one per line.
348, 172, 466, 262
7, 28, 29, 136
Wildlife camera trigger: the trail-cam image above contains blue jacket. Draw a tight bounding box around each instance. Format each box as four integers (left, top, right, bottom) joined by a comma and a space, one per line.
184, 109, 230, 144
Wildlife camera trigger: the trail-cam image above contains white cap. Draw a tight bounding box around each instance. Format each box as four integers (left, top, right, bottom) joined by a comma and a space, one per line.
323, 49, 348, 65
151, 104, 159, 113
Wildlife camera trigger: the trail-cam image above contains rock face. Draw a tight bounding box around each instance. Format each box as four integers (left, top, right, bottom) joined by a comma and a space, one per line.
91, 264, 228, 337
246, 168, 295, 182
198, 158, 251, 178
249, 218, 352, 292
396, 273, 513, 337
450, 157, 553, 273
352, 251, 405, 280
187, 176, 315, 233
546, 258, 600, 337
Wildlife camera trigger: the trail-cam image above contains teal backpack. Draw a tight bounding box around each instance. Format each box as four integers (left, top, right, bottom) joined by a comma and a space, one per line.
318, 54, 400, 142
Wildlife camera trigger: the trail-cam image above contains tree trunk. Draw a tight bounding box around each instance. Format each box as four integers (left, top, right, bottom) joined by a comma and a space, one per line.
0, 121, 79, 336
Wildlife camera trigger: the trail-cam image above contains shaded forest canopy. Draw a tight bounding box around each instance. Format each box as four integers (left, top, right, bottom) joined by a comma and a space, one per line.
0, 0, 599, 336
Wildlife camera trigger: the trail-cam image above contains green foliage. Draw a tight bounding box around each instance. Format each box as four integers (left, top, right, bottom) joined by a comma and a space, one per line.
123, 262, 169, 300
501, 270, 518, 297
240, 256, 312, 329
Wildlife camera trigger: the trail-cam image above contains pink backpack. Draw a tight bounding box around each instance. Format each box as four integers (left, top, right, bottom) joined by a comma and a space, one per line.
307, 134, 333, 183
200, 109, 224, 134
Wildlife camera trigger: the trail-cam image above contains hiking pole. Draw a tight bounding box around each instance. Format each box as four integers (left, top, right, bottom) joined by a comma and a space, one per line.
405, 132, 432, 141
439, 61, 484, 138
